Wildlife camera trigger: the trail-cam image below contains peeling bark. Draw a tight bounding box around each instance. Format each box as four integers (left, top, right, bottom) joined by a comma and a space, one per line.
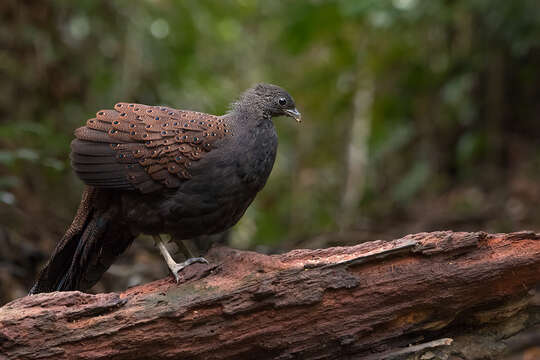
1, 231, 539, 360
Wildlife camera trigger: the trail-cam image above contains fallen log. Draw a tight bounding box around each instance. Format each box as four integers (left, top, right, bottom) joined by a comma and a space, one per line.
0, 231, 539, 360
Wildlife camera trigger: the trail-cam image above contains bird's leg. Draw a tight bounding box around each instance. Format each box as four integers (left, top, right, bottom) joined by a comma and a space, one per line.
170, 237, 196, 259
153, 235, 208, 283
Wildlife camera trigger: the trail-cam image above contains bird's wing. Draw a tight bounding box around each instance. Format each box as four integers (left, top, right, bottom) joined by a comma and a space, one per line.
71, 103, 231, 193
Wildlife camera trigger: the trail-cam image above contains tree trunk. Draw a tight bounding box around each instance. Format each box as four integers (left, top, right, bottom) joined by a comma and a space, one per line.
1, 231, 539, 360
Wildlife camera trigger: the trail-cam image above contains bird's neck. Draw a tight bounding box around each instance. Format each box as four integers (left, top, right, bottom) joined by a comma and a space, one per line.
227, 101, 272, 128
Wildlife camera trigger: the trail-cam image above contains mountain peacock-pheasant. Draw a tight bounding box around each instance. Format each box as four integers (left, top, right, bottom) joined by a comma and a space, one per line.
30, 83, 301, 294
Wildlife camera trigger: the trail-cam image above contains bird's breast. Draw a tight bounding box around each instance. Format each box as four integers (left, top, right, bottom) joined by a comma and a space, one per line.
233, 120, 278, 191
123, 120, 278, 238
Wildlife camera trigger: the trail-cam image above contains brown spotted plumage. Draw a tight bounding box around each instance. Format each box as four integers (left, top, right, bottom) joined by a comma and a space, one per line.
30, 84, 301, 294
72, 103, 230, 193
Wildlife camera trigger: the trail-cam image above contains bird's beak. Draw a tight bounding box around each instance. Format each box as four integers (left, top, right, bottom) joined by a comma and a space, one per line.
284, 108, 302, 123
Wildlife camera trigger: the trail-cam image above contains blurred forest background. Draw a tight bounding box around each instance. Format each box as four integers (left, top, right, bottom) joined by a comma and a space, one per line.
2, 0, 540, 304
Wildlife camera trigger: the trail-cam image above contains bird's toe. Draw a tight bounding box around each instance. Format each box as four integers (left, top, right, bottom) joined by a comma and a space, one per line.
171, 257, 209, 283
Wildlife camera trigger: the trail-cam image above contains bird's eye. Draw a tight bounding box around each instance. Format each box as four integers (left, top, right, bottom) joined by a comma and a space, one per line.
278, 97, 287, 106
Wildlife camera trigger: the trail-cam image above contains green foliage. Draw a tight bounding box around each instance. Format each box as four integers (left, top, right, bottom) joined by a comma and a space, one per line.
2, 0, 540, 246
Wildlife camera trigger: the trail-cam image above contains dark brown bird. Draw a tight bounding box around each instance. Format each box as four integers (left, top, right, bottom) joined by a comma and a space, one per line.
30, 84, 301, 294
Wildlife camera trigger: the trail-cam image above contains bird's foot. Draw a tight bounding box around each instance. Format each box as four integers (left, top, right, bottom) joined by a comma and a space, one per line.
170, 257, 209, 283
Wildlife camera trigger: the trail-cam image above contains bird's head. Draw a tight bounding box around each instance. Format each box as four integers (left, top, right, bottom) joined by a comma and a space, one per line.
237, 83, 302, 122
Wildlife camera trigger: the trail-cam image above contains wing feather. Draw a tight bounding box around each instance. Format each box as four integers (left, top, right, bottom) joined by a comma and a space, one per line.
70, 103, 230, 193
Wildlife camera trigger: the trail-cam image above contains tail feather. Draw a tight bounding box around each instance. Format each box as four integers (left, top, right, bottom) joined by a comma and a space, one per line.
30, 187, 135, 294
55, 215, 107, 291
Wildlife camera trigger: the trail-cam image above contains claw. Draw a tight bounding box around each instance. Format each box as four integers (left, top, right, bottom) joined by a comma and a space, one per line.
171, 257, 209, 283
153, 235, 209, 283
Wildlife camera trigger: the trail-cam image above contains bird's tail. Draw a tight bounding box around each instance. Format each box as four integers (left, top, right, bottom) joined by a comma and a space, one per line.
30, 186, 134, 294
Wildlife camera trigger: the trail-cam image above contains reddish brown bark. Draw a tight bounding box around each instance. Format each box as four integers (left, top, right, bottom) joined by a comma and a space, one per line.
1, 231, 539, 360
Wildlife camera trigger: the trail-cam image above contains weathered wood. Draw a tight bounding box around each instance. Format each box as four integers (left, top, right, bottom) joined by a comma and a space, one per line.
0, 231, 539, 360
